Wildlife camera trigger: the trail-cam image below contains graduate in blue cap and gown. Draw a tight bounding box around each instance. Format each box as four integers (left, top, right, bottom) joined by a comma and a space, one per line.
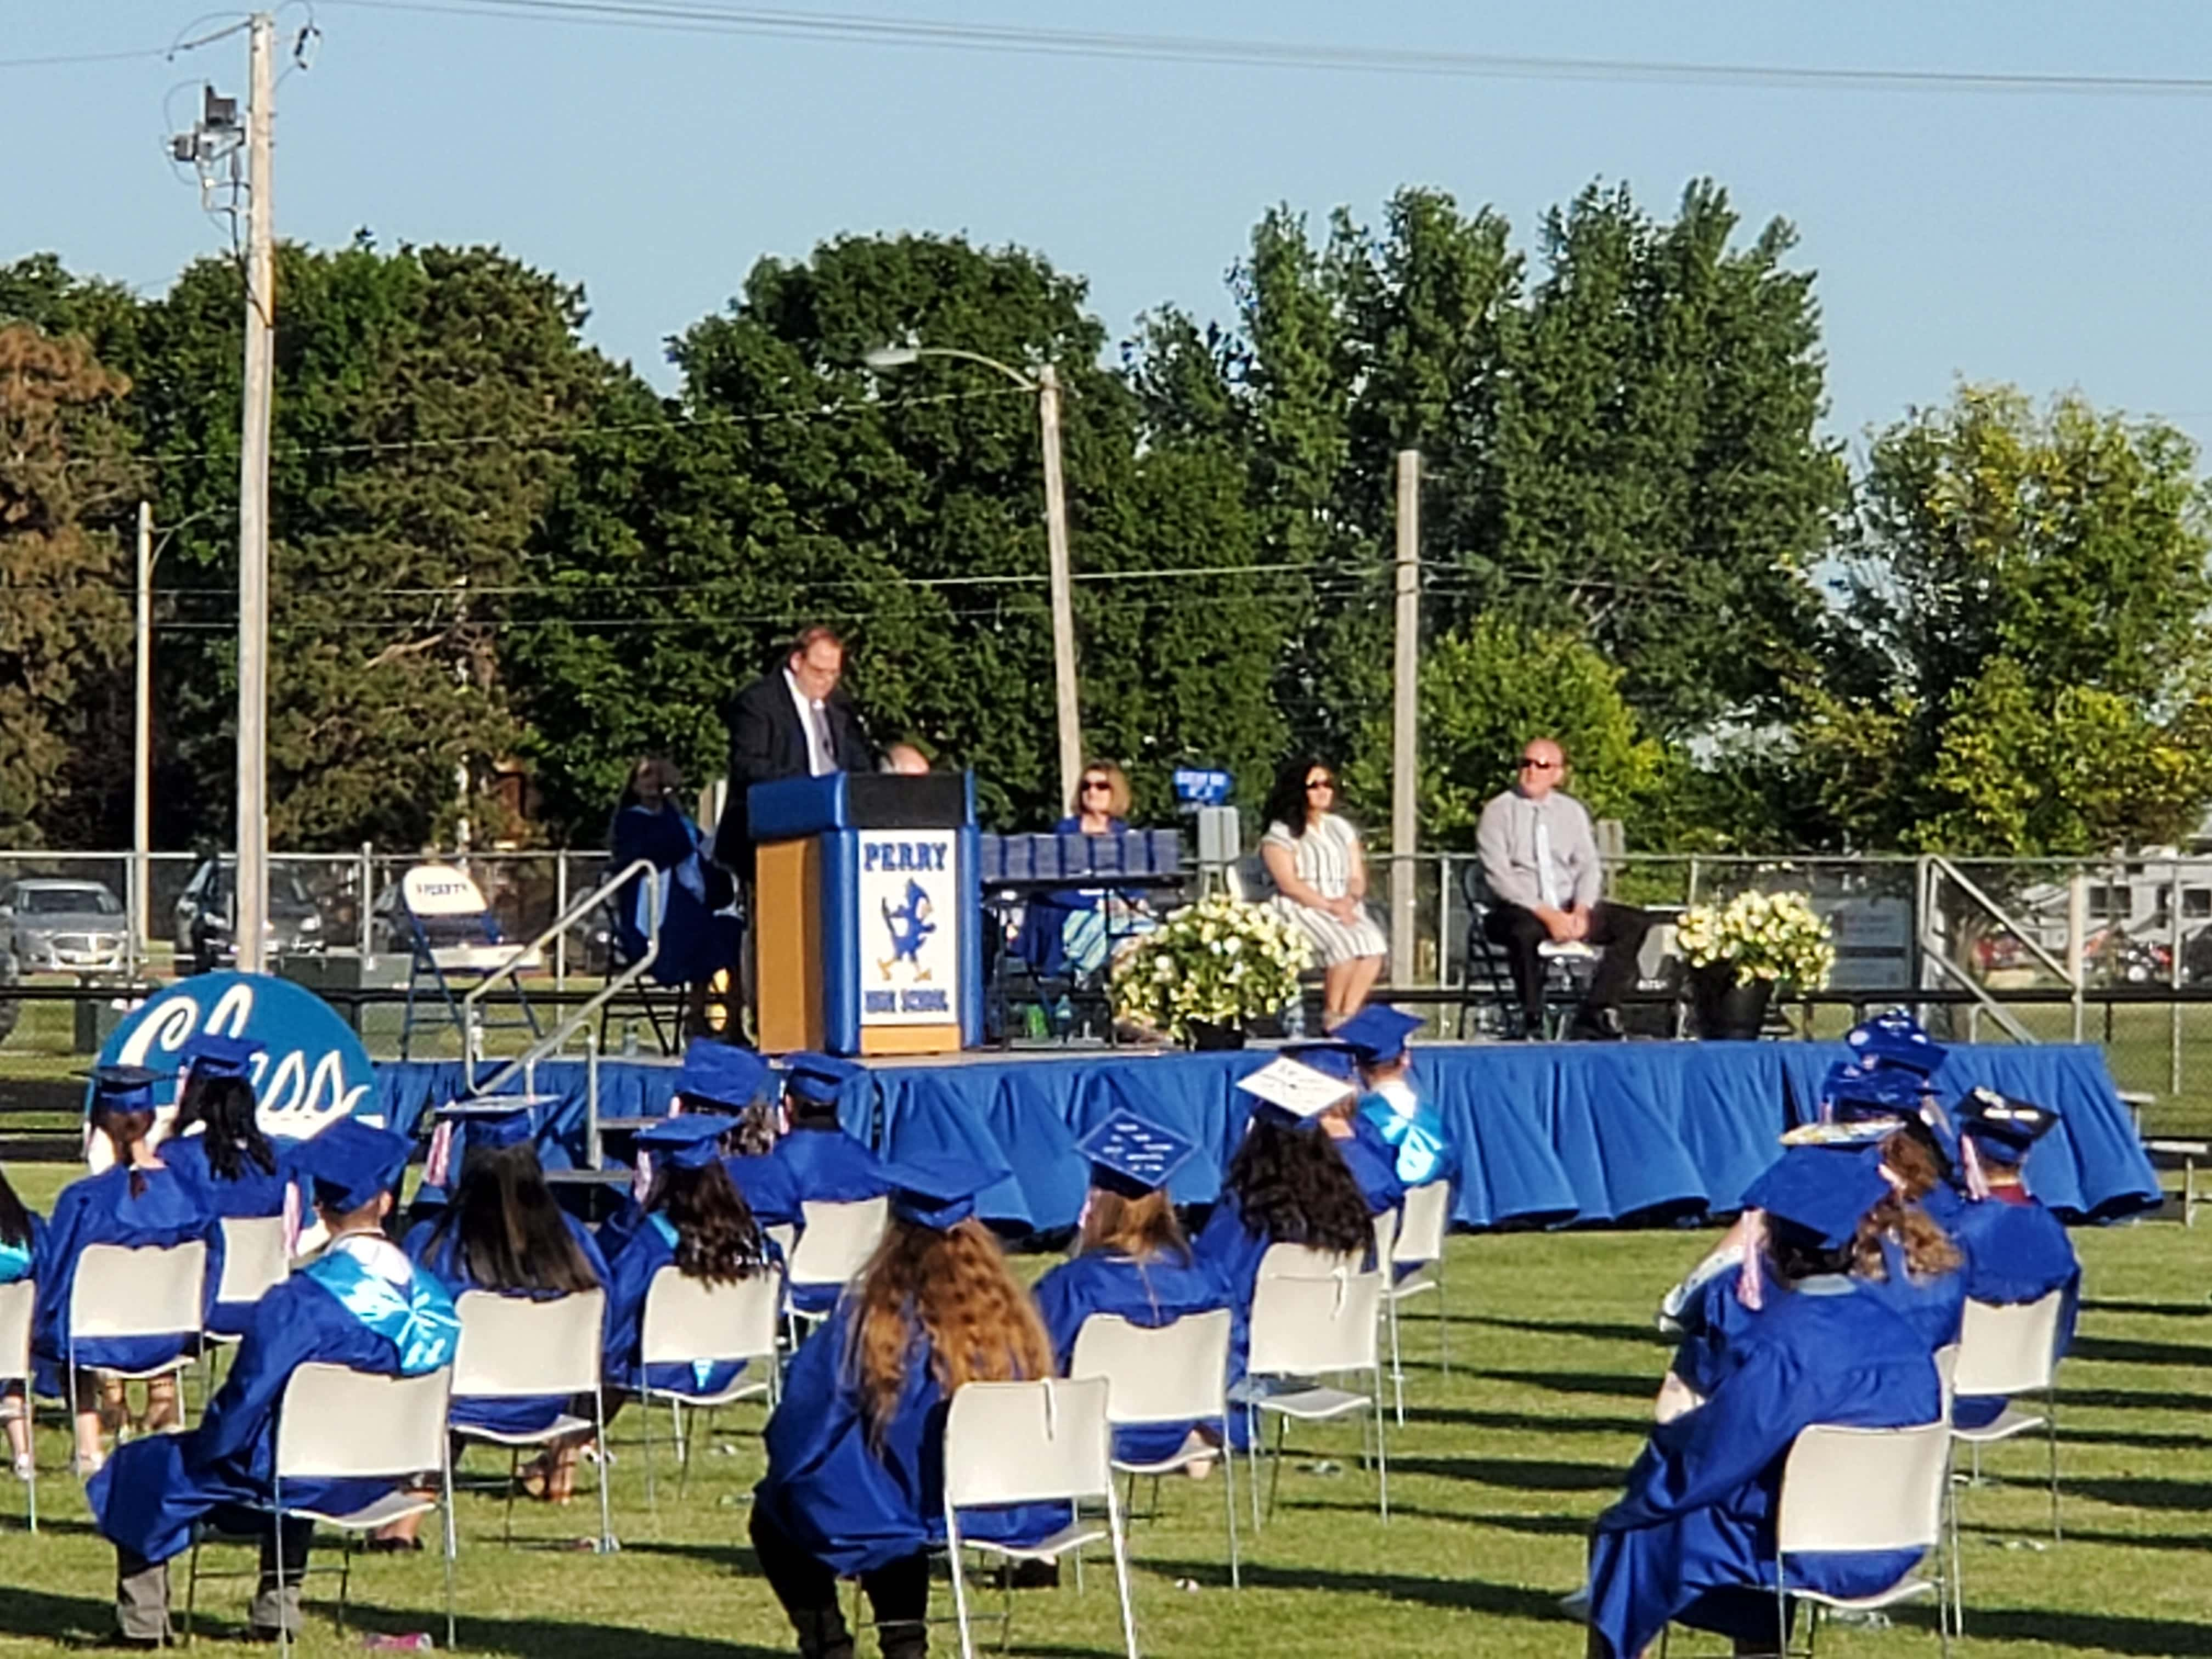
35, 1065, 223, 1475
1336, 1005, 1456, 1195
1285, 1042, 1407, 1221
157, 1035, 306, 1337
0, 1160, 43, 1481
387, 1097, 610, 1526
87, 1118, 460, 1646
1581, 1147, 1943, 1659
1031, 1110, 1231, 1468
681, 1041, 803, 1229
1820, 1057, 1970, 1353
600, 1114, 778, 1401
1190, 1058, 1377, 1445
770, 1053, 890, 1204
751, 1152, 1068, 1659
1948, 1088, 2080, 1431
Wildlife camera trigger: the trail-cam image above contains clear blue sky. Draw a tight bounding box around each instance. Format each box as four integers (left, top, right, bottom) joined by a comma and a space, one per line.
12, 1, 2212, 455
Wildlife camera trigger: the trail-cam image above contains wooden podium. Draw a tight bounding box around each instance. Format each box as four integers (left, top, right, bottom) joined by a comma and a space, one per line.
749, 772, 982, 1057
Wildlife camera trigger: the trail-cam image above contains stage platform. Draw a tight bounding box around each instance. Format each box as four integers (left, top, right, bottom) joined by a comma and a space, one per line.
375, 1040, 2161, 1235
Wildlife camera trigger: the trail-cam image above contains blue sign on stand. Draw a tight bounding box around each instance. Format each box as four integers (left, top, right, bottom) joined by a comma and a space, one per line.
1173, 767, 1233, 808
96, 971, 378, 1144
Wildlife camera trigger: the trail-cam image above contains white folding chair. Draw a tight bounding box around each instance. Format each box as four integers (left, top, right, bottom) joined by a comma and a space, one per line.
0, 1278, 35, 1532
941, 1376, 1139, 1659
444, 1289, 613, 1554
1771, 1421, 1953, 1658
1243, 1244, 1387, 1527
783, 1197, 889, 1332
183, 1362, 456, 1658
636, 1263, 783, 1506
1946, 1289, 2067, 1626
69, 1239, 210, 1470
198, 1217, 293, 1408
1381, 1180, 1451, 1423
1070, 1308, 1238, 1589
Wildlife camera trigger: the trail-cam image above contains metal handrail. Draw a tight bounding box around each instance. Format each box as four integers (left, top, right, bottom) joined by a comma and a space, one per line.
464, 857, 661, 1093
1925, 856, 2078, 986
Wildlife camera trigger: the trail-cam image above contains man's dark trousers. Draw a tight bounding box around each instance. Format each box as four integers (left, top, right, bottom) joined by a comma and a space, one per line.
1483, 901, 1651, 1032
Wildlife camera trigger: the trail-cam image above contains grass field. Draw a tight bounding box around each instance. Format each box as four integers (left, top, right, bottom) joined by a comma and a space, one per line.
1, 1164, 2206, 1658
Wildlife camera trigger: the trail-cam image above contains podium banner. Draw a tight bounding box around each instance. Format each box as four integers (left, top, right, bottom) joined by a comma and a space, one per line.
859, 830, 961, 1026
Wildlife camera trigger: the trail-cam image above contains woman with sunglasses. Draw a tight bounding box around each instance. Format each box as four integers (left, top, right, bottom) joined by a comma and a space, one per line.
1260, 757, 1387, 1030
1026, 760, 1158, 986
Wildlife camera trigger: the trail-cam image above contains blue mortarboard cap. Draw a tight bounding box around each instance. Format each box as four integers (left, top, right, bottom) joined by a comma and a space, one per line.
1822, 1060, 1925, 1122
431, 1095, 545, 1152
1745, 1145, 1892, 1250
180, 1033, 264, 1083
635, 1113, 737, 1170
1779, 1118, 1898, 1150
1846, 1009, 1948, 1077
1078, 1110, 1198, 1198
678, 1042, 772, 1111
1957, 1087, 2059, 1159
782, 1051, 862, 1103
883, 1151, 1008, 1229
1283, 1042, 1359, 1084
1333, 1006, 1421, 1067
296, 1118, 413, 1214
88, 1064, 167, 1115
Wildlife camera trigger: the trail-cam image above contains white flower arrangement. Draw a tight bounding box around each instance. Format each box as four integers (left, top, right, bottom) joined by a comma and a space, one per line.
1110, 894, 1312, 1041
1674, 889, 1835, 990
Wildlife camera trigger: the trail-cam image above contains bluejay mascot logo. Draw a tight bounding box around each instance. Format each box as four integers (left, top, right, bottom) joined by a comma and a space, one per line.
879, 878, 936, 981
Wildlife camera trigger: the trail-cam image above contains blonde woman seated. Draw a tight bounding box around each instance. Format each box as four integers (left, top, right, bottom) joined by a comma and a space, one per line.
1030, 760, 1158, 979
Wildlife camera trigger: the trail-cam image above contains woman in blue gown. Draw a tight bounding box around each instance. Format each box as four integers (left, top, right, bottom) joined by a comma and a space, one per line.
751, 1153, 1068, 1659
1948, 1089, 2081, 1431
676, 1039, 805, 1229
601, 1114, 778, 1403
1032, 1110, 1228, 1468
386, 1100, 610, 1536
609, 756, 740, 996
1335, 1005, 1455, 1193
158, 1036, 301, 1338
1583, 1147, 1944, 1659
1190, 1060, 1376, 1445
1, 1162, 42, 1481
34, 1065, 222, 1476
87, 1119, 459, 1646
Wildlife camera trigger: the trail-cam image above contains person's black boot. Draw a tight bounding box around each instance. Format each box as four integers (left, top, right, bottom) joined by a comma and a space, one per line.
876, 1617, 928, 1659
791, 1607, 856, 1659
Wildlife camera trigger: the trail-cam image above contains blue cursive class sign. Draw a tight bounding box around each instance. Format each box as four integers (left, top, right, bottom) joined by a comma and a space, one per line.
95, 971, 378, 1149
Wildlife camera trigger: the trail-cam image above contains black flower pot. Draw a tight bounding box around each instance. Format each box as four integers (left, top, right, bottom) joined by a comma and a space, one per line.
1690, 963, 1773, 1040
1186, 1018, 1247, 1051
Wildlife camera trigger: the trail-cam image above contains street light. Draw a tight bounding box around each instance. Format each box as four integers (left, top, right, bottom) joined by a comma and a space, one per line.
865, 344, 1084, 810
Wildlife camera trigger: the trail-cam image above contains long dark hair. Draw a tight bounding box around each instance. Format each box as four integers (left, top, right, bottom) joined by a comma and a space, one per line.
93, 1101, 157, 1198
424, 1143, 599, 1295
1221, 1116, 1372, 1255
646, 1159, 768, 1285
173, 1075, 277, 1184
0, 1165, 32, 1251
1262, 756, 1331, 840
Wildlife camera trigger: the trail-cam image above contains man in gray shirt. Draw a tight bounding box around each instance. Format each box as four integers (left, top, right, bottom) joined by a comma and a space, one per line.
1475, 737, 1650, 1039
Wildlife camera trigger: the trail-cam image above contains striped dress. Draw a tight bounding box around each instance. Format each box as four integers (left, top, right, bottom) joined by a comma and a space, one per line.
1263, 812, 1388, 966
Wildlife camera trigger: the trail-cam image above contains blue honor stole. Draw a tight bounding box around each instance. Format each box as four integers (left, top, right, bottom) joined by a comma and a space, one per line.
0, 1235, 30, 1283
304, 1245, 462, 1375
1359, 1093, 1451, 1187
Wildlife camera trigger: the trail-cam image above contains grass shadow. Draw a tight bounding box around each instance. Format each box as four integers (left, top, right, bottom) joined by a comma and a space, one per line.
1295, 1500, 1592, 1537
1959, 1607, 2212, 1656
1468, 1314, 1671, 1347
1386, 1455, 1623, 1494
1399, 1406, 1649, 1438
1471, 1369, 1661, 1402
2064, 1475, 2212, 1515
2080, 1298, 2211, 1321
1143, 1554, 1572, 1622
2053, 1385, 2212, 1413
2070, 1334, 2212, 1368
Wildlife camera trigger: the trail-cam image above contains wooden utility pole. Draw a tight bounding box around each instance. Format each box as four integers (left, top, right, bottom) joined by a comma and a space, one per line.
235, 12, 275, 973
1037, 364, 1084, 811
1390, 449, 1420, 986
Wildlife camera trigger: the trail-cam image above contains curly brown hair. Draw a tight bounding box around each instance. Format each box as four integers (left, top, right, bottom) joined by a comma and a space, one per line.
1077, 1187, 1190, 1264
646, 1159, 769, 1285
1854, 1193, 1964, 1283
1880, 1127, 1948, 1201
844, 1216, 1053, 1445
1221, 1117, 1372, 1256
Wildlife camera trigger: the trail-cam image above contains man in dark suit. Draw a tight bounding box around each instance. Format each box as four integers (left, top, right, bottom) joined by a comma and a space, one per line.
712, 625, 874, 877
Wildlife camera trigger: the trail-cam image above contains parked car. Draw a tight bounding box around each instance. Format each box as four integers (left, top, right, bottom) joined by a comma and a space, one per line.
174, 859, 329, 974
0, 878, 128, 973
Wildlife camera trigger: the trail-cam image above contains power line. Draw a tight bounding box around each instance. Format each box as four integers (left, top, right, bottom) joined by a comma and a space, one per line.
0, 47, 174, 70
325, 0, 2212, 99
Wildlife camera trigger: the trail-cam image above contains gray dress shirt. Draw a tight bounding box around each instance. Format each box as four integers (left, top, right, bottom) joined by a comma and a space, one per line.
1476, 788, 1604, 911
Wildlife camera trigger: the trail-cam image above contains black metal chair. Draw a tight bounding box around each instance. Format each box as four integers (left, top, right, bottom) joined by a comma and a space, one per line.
1453, 862, 1595, 1039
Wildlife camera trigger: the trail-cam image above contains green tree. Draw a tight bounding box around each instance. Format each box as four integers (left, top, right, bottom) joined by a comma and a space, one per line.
1341, 616, 1664, 849
136, 240, 612, 849
1804, 384, 2212, 855
0, 324, 139, 844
